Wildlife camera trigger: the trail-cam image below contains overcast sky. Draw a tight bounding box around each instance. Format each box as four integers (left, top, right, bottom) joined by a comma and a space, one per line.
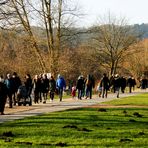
76, 0, 148, 27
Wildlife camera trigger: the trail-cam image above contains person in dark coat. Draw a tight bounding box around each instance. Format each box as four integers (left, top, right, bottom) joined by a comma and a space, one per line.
114, 74, 121, 98
42, 74, 49, 103
110, 75, 115, 93
24, 74, 32, 100
127, 76, 133, 93
100, 73, 110, 98
120, 76, 127, 93
76, 75, 85, 100
5, 73, 13, 108
141, 77, 147, 89
0, 76, 7, 115
38, 74, 43, 102
12, 72, 22, 105
85, 74, 95, 99
33, 75, 41, 104
49, 76, 56, 101
131, 77, 136, 91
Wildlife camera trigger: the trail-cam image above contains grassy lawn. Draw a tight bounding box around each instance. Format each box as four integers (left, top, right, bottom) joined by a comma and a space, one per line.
0, 93, 148, 147
102, 93, 148, 106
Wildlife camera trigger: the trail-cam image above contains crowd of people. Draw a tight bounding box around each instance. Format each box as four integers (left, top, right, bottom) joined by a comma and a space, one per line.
0, 72, 67, 115
96, 74, 147, 98
0, 72, 147, 115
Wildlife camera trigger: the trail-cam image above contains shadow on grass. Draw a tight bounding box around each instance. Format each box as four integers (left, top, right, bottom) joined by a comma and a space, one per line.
1, 107, 148, 129
0, 107, 147, 145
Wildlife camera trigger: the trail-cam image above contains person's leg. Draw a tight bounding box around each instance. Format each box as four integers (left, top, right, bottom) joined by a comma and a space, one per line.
12, 92, 16, 106
34, 91, 39, 103
99, 91, 101, 97
89, 88, 92, 99
51, 92, 54, 101
116, 87, 120, 98
102, 87, 105, 98
34, 91, 36, 103
121, 87, 124, 93
8, 93, 13, 108
50, 92, 54, 101
59, 89, 63, 101
43, 93, 46, 103
129, 86, 132, 93
39, 91, 42, 102
45, 92, 48, 100
78, 89, 80, 99
105, 88, 108, 98
0, 98, 6, 114
79, 90, 82, 99
49, 91, 52, 100
85, 87, 89, 99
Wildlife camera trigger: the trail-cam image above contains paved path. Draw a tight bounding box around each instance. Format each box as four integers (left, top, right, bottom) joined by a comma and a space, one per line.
0, 90, 147, 123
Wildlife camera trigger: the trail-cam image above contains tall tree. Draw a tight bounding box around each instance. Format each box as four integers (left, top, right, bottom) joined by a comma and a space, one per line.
0, 0, 81, 75
91, 14, 139, 76
37, 0, 81, 75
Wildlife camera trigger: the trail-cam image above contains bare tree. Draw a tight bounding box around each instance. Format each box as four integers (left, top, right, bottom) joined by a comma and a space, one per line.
37, 0, 82, 75
12, 0, 47, 72
91, 14, 139, 76
0, 0, 82, 75
0, 0, 46, 72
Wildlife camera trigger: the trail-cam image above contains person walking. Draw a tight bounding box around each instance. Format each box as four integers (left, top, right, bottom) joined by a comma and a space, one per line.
24, 74, 33, 104
12, 72, 22, 106
120, 76, 127, 93
49, 76, 56, 102
140, 76, 147, 89
33, 75, 41, 104
56, 74, 66, 102
110, 74, 115, 93
114, 74, 121, 98
0, 76, 7, 115
76, 75, 85, 100
127, 76, 133, 93
71, 84, 76, 99
100, 73, 110, 98
131, 77, 136, 91
85, 74, 95, 99
96, 80, 102, 97
5, 73, 13, 108
42, 74, 49, 104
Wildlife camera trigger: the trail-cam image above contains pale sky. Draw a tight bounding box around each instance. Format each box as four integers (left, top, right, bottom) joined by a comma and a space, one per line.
76, 0, 148, 27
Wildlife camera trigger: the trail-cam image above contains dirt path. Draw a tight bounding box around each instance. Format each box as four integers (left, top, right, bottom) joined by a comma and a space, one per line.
0, 90, 147, 123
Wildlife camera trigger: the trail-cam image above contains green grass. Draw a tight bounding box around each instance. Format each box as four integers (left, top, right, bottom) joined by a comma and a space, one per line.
0, 93, 148, 147
101, 93, 148, 106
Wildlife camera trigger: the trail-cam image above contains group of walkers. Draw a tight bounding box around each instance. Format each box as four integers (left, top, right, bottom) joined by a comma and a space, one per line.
96, 73, 148, 98
0, 71, 147, 115
0, 72, 69, 115
0, 72, 21, 115
74, 74, 95, 100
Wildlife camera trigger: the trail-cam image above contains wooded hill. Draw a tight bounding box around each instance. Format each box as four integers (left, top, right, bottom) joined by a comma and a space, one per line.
0, 23, 148, 80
